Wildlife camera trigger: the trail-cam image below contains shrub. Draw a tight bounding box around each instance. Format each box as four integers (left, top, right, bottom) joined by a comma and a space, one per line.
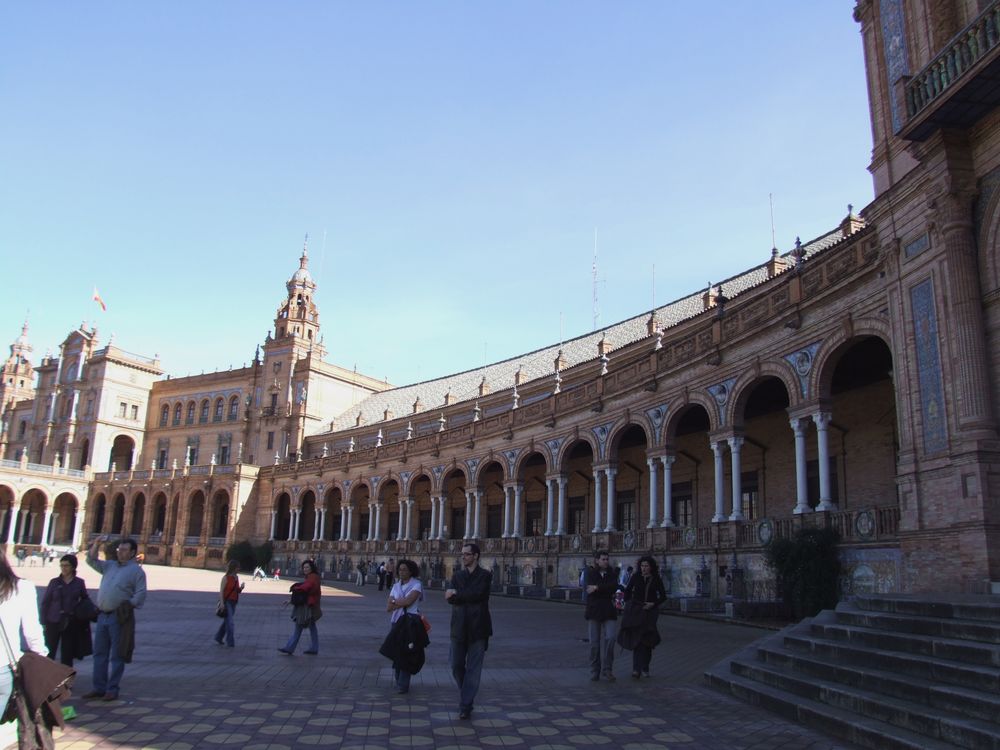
225, 540, 255, 572
255, 540, 274, 570
765, 527, 841, 619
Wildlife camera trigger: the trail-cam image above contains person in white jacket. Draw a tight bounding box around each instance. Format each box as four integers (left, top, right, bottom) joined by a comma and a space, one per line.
0, 548, 47, 713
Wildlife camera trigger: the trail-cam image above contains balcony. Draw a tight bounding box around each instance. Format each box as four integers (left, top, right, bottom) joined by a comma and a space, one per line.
900, 1, 1000, 140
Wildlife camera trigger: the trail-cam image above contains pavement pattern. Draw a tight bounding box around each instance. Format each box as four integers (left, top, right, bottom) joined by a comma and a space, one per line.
15, 562, 857, 750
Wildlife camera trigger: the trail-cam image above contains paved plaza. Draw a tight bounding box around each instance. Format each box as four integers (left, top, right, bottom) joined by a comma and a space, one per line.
15, 562, 855, 750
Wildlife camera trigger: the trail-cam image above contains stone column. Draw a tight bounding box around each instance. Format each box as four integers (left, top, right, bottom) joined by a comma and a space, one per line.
592, 468, 604, 533
373, 503, 383, 541
39, 509, 53, 549
313, 507, 322, 541
791, 418, 810, 514
729, 435, 745, 521
366, 504, 375, 540
429, 496, 439, 541
512, 484, 524, 538
439, 495, 449, 540
647, 458, 660, 527
405, 499, 414, 540
661, 455, 675, 527
473, 490, 483, 539
464, 491, 474, 539
604, 467, 617, 532
711, 441, 726, 522
544, 479, 555, 536
338, 507, 347, 540
345, 506, 354, 540
48, 512, 59, 545
556, 475, 568, 535
397, 499, 406, 540
814, 411, 836, 510
502, 486, 512, 538
286, 509, 295, 541
71, 509, 83, 548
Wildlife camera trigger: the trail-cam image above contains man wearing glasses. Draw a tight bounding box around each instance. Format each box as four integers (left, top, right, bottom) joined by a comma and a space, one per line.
445, 543, 493, 720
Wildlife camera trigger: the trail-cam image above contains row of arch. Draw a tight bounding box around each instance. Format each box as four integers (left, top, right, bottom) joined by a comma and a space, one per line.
88, 488, 231, 542
0, 484, 82, 546
159, 396, 241, 428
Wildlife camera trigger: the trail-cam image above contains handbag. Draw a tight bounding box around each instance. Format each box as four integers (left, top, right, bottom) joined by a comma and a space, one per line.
73, 592, 99, 623
215, 602, 226, 618
289, 587, 308, 607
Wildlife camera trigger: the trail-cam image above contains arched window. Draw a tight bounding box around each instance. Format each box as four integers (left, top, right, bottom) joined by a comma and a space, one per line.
18, 420, 26, 438
228, 396, 239, 421
199, 400, 209, 423
186, 402, 195, 424
173, 403, 182, 425
160, 405, 169, 427
213, 398, 223, 422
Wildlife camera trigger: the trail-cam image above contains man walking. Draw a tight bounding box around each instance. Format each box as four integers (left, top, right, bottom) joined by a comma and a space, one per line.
585, 550, 618, 681
84, 536, 147, 701
446, 543, 492, 720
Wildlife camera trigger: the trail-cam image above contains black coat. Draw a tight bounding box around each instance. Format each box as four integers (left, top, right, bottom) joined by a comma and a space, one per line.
447, 565, 493, 646
616, 573, 667, 651
583, 566, 618, 622
379, 614, 430, 674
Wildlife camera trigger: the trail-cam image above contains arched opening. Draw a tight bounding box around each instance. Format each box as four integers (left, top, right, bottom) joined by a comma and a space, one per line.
110, 493, 126, 535
50, 492, 79, 545
561, 440, 595, 535
731, 377, 792, 521
410, 475, 432, 540
210, 489, 230, 538
274, 493, 291, 541
0, 485, 15, 540
379, 480, 401, 540
324, 487, 342, 541
350, 484, 370, 540
517, 452, 548, 537
187, 491, 206, 538
130, 493, 146, 536
299, 490, 316, 541
108, 435, 135, 471
90, 493, 107, 534
667, 404, 713, 527
443, 469, 467, 540
608, 425, 650, 532
77, 438, 91, 471
19, 489, 48, 544
151, 492, 168, 537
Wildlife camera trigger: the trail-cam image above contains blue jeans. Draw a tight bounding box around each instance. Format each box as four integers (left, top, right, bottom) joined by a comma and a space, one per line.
588, 619, 617, 676
449, 639, 486, 712
93, 612, 125, 696
215, 601, 237, 646
284, 622, 318, 653
393, 666, 412, 692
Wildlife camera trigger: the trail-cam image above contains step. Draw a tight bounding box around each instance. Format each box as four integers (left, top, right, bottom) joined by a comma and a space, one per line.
704, 666, 957, 750
812, 620, 1000, 667
855, 594, 1000, 623
836, 604, 1000, 644
756, 641, 1000, 728
728, 657, 1000, 750
782, 632, 1000, 692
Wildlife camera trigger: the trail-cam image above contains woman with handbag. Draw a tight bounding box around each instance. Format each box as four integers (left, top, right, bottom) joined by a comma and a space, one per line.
384, 559, 425, 693
617, 555, 667, 679
0, 548, 47, 732
278, 559, 322, 655
214, 560, 245, 648
40, 553, 91, 666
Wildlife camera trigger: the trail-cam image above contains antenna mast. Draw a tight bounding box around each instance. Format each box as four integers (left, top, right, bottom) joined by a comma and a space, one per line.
769, 193, 777, 249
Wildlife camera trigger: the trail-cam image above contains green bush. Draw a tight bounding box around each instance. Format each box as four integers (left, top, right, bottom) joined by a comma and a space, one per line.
255, 540, 274, 570
225, 540, 255, 572
765, 527, 841, 619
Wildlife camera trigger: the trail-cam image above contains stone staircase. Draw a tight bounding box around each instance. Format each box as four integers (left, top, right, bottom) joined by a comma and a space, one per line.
704, 594, 1000, 749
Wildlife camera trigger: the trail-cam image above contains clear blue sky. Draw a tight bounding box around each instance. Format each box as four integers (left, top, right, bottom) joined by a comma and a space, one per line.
0, 3, 874, 387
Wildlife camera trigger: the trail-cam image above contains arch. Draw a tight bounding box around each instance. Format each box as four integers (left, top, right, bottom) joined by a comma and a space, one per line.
210, 489, 230, 538
160, 404, 169, 427
298, 490, 316, 541
663, 397, 717, 445
77, 438, 91, 471
110, 492, 126, 535
729, 362, 801, 426
187, 490, 206, 538
554, 434, 598, 471
173, 403, 182, 425
0, 485, 15, 540
15, 488, 48, 544
130, 492, 146, 536
607, 421, 652, 457
323, 486, 343, 541
90, 493, 107, 534
228, 395, 239, 421
108, 434, 135, 471
813, 323, 894, 401
731, 373, 794, 429
513, 450, 549, 481
151, 491, 168, 537
50, 492, 80, 545
274, 492, 291, 541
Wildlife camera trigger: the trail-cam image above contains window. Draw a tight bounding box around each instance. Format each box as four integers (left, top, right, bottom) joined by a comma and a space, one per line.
187, 445, 198, 465
228, 396, 239, 421
119, 402, 127, 418
486, 503, 502, 538
418, 509, 432, 540
199, 400, 209, 423
157, 449, 167, 469
186, 403, 195, 424
672, 481, 693, 527
741, 471, 759, 521
85, 399, 93, 417
568, 496, 586, 535
160, 405, 169, 427
615, 490, 636, 531
131, 404, 139, 421
213, 398, 223, 422
526, 501, 543, 536
266, 431, 274, 450
270, 393, 278, 409
219, 445, 230, 465
18, 421, 26, 438
173, 403, 182, 426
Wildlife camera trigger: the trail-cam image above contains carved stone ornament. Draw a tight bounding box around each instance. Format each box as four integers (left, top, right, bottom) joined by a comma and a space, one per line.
383, 541, 391, 553
683, 526, 697, 548
526, 537, 536, 553
572, 534, 582, 551
854, 509, 876, 540
414, 541, 423, 553
757, 518, 774, 546
623, 530, 637, 551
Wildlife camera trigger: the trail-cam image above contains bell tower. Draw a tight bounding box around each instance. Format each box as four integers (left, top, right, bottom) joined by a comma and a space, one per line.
271, 236, 324, 360
0, 319, 36, 412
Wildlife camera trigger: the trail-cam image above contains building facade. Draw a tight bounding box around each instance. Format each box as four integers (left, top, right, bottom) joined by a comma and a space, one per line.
3, 1, 999, 598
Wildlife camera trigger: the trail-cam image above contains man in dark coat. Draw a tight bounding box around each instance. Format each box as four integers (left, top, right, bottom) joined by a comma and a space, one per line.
446, 543, 492, 720
584, 550, 618, 681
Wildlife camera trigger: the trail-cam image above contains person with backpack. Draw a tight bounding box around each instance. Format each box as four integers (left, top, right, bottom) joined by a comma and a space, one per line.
279, 560, 322, 655
214, 560, 244, 648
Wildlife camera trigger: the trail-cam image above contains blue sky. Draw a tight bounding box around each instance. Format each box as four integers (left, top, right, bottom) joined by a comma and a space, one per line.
0, 3, 874, 387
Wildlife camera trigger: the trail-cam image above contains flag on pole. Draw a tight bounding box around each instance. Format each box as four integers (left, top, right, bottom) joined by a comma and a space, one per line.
92, 286, 107, 312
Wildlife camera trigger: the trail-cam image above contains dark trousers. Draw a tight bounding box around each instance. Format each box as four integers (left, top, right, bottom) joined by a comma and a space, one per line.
43, 622, 76, 667
632, 644, 653, 674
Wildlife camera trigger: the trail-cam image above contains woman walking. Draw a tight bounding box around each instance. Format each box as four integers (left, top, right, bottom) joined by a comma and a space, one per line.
384, 559, 425, 693
0, 548, 46, 739
214, 560, 244, 647
40, 553, 92, 666
279, 559, 322, 655
618, 555, 667, 678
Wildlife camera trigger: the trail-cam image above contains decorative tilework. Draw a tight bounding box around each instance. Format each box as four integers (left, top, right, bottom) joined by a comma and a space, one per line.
880, 0, 910, 132
464, 458, 481, 482
910, 280, 948, 453
782, 341, 822, 398
591, 421, 616, 460
501, 449, 522, 476
543, 437, 564, 464
644, 403, 669, 445
398, 471, 414, 494
706, 378, 737, 425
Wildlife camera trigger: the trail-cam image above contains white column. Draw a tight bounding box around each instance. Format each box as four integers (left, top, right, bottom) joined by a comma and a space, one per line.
313, 507, 322, 540
374, 503, 383, 541
814, 411, 836, 510
71, 509, 83, 548
39, 509, 53, 548
429, 496, 439, 541
48, 512, 59, 544
512, 484, 523, 538
287, 509, 296, 540
473, 490, 482, 539
320, 509, 327, 540
604, 467, 617, 532
647, 458, 660, 528
661, 455, 675, 527
711, 441, 726, 522
556, 475, 568, 535
405, 499, 414, 540
439, 494, 449, 539
592, 468, 604, 533
502, 486, 512, 538
729, 436, 745, 521
23, 512, 35, 543
544, 479, 555, 536
339, 507, 348, 539
464, 491, 473, 539
791, 418, 810, 514
366, 504, 375, 540
397, 499, 406, 540
294, 509, 302, 540
345, 506, 354, 540
269, 510, 277, 540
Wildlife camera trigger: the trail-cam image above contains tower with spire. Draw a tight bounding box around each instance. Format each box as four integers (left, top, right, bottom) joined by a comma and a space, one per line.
270, 235, 325, 361
0, 320, 36, 414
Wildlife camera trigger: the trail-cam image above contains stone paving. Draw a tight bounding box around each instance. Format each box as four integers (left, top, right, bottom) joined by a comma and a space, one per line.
15, 562, 857, 750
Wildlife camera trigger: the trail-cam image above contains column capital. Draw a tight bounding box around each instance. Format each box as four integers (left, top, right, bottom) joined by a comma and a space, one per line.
660, 454, 676, 468
728, 435, 745, 451
812, 411, 833, 429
